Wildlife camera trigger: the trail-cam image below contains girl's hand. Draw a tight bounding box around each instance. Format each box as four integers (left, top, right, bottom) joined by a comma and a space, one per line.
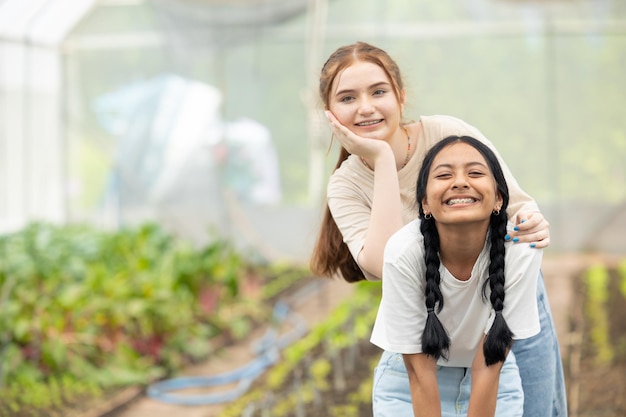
507, 211, 550, 249
325, 110, 389, 162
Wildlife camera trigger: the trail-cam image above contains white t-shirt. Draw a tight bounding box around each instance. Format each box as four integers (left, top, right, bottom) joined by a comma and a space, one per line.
370, 219, 542, 367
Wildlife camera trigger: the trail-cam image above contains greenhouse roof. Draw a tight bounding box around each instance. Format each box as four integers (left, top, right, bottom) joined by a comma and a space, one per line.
0, 0, 96, 47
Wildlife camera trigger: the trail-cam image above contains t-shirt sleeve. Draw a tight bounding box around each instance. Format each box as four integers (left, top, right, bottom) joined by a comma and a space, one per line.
498, 243, 543, 340
370, 227, 426, 353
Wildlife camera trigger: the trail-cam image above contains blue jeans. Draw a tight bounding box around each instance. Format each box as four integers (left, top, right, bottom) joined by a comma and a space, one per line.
372, 271, 568, 417
373, 350, 523, 417
512, 272, 568, 417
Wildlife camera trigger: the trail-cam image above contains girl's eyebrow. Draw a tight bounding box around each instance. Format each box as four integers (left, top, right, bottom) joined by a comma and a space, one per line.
432, 161, 489, 171
334, 81, 390, 97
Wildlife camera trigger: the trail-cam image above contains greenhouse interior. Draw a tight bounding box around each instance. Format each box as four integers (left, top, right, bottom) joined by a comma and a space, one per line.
1, 0, 625, 258
0, 0, 625, 416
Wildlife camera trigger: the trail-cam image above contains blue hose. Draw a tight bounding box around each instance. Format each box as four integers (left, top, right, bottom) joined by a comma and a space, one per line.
146, 300, 308, 405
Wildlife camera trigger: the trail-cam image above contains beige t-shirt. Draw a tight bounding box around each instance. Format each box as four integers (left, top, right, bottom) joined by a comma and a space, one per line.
327, 114, 539, 281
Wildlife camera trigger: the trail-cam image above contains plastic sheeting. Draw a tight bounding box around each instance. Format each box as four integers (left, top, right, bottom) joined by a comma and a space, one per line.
92, 74, 281, 230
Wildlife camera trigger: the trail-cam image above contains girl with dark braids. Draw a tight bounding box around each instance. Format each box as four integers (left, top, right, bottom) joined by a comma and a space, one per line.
371, 135, 540, 417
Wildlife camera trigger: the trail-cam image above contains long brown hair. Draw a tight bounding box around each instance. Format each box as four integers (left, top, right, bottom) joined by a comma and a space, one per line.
309, 42, 405, 282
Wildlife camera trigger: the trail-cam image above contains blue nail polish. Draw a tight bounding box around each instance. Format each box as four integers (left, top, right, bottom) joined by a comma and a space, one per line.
521, 219, 526, 223
513, 237, 519, 243
530, 243, 536, 248
513, 227, 519, 231
505, 235, 511, 241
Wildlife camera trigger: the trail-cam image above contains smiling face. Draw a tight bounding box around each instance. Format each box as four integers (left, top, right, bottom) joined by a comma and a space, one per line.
421, 142, 503, 227
327, 61, 405, 142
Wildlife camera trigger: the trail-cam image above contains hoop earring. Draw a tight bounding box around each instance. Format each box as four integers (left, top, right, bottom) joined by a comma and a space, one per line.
492, 208, 501, 216
424, 213, 432, 220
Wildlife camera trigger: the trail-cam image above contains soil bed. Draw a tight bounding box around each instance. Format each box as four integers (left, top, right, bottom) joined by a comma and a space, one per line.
571, 265, 626, 417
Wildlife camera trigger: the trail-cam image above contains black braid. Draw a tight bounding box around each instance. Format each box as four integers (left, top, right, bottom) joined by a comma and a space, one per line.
419, 216, 450, 361
482, 209, 514, 365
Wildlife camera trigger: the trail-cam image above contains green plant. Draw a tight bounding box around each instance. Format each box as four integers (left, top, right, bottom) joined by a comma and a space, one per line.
584, 264, 613, 365
0, 221, 277, 415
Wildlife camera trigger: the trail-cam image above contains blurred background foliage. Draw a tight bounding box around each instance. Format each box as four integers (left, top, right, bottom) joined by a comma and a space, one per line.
0, 220, 310, 414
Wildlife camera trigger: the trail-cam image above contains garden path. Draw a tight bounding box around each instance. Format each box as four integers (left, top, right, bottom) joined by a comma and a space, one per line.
87, 253, 607, 417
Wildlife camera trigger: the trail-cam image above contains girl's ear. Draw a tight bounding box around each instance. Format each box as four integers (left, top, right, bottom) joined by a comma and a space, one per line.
495, 192, 503, 212
421, 198, 430, 215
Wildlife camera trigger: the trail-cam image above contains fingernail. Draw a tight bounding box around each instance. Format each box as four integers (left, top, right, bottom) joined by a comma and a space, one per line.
513, 237, 519, 243
521, 219, 526, 223
513, 227, 519, 231
504, 235, 511, 241
324, 111, 330, 119
530, 243, 536, 248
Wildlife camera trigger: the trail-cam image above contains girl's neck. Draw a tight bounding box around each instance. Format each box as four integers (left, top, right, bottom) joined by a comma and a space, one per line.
401, 121, 422, 168
437, 223, 489, 281
394, 126, 412, 170
361, 125, 413, 171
